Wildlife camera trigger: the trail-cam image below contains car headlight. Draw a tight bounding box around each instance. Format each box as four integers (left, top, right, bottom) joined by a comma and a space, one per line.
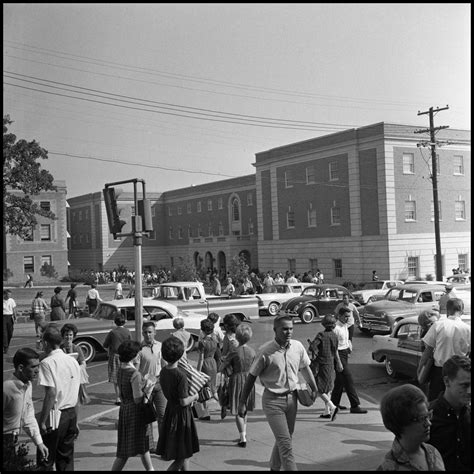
375, 311, 388, 319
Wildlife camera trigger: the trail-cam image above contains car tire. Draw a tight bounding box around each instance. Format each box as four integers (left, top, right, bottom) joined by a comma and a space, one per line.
268, 302, 280, 317
186, 335, 197, 352
384, 358, 399, 379
75, 339, 97, 363
300, 307, 317, 324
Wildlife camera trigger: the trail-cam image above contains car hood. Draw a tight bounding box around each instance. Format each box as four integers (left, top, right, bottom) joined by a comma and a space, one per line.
363, 299, 414, 312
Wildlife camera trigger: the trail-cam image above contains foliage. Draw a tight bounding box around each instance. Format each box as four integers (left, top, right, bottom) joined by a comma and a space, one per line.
40, 262, 58, 279
425, 274, 434, 281
3, 267, 14, 282
3, 115, 57, 239
172, 257, 199, 282
227, 254, 250, 284
2, 441, 37, 471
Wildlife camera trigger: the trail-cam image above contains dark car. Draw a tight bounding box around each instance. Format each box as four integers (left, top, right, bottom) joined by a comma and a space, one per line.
279, 284, 358, 323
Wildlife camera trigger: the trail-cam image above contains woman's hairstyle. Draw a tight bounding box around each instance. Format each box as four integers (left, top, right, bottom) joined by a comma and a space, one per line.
172, 317, 184, 330
117, 340, 141, 362
161, 336, 184, 364
35, 291, 44, 298
207, 312, 219, 325
54, 286, 62, 294
417, 310, 439, 330
113, 311, 126, 327
13, 347, 40, 370
321, 314, 337, 329
380, 384, 428, 438
61, 323, 78, 337
223, 313, 240, 333
235, 323, 252, 345
201, 318, 215, 335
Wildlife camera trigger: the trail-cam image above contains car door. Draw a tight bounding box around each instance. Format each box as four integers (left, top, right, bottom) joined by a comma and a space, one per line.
393, 323, 422, 377
416, 290, 440, 312
317, 288, 341, 315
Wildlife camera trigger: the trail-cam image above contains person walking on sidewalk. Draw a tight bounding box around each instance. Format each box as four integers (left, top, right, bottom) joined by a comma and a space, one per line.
334, 293, 361, 341
330, 306, 368, 414
31, 291, 49, 339
86, 284, 102, 315
65, 284, 79, 319
3, 289, 17, 355
238, 314, 318, 471
50, 287, 66, 321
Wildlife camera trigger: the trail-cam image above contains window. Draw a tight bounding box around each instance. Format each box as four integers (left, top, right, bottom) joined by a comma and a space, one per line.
331, 205, 341, 225
333, 258, 342, 278
168, 207, 172, 216
287, 258, 296, 273
78, 210, 82, 221
208, 222, 213, 237
151, 207, 156, 217
285, 170, 293, 188
247, 193, 253, 206
458, 253, 468, 272
455, 200, 466, 220
306, 165, 316, 184
177, 206, 182, 215
329, 162, 339, 181
207, 199, 213, 211
84, 209, 89, 220
403, 153, 415, 174
198, 224, 202, 237
41, 255, 52, 267
218, 222, 224, 236
309, 258, 318, 273
168, 227, 173, 239
85, 233, 90, 243
188, 226, 192, 238
197, 201, 202, 213
24, 256, 34, 273
178, 226, 183, 239
431, 201, 442, 221
24, 226, 34, 241
407, 256, 419, 278
148, 230, 156, 240
218, 197, 223, 209
40, 224, 51, 241
307, 204, 317, 227
405, 201, 416, 221
232, 198, 240, 221
287, 206, 295, 228
40, 201, 51, 212
187, 203, 191, 214
248, 219, 254, 235
453, 155, 464, 175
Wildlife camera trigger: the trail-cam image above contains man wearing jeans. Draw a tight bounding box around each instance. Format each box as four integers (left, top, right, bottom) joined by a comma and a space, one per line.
238, 314, 318, 471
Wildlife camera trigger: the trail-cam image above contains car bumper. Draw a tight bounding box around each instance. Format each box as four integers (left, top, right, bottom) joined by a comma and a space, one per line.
360, 319, 391, 333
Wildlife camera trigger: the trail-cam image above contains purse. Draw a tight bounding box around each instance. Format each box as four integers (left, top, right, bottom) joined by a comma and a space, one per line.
142, 392, 157, 425
296, 383, 314, 407
217, 376, 229, 407
177, 358, 210, 396
197, 384, 213, 403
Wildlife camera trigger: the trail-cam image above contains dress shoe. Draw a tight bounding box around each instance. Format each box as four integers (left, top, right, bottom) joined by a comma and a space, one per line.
199, 416, 211, 421
350, 406, 368, 414
319, 414, 331, 419
220, 406, 227, 419
330, 406, 339, 422
237, 441, 247, 448
338, 405, 348, 410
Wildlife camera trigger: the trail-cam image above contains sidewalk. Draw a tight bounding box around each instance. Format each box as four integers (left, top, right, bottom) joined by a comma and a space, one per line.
73, 390, 392, 471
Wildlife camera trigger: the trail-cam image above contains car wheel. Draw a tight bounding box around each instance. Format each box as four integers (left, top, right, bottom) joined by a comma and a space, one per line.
384, 358, 399, 379
268, 302, 280, 317
300, 307, 317, 324
186, 335, 197, 352
75, 339, 97, 363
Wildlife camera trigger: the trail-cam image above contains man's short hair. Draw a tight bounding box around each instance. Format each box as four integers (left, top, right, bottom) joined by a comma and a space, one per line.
236, 323, 252, 345
113, 311, 126, 327
13, 347, 39, 369
446, 298, 464, 314
273, 314, 292, 328
142, 320, 155, 331
338, 306, 351, 317
42, 326, 63, 348
172, 317, 184, 330
442, 355, 471, 379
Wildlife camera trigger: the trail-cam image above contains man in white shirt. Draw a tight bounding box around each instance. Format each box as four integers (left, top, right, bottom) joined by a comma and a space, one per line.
3, 289, 17, 354
3, 348, 49, 467
334, 294, 361, 341
438, 284, 458, 318
37, 326, 81, 471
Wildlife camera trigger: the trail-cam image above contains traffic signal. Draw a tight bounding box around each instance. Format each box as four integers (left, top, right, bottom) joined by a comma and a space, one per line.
103, 187, 126, 237
137, 199, 153, 232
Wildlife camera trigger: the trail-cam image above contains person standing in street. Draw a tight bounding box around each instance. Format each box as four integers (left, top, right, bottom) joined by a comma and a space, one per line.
36, 326, 81, 471
65, 284, 78, 319
372, 270, 379, 281
3, 348, 49, 469
438, 283, 457, 318
172, 317, 191, 360
428, 355, 471, 471
238, 314, 318, 471
31, 291, 49, 339
86, 284, 102, 315
334, 293, 361, 341
50, 287, 66, 321
3, 289, 17, 355
330, 306, 368, 414
114, 280, 124, 300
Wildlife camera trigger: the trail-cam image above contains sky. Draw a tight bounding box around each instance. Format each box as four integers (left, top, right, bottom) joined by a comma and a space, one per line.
3, 3, 471, 199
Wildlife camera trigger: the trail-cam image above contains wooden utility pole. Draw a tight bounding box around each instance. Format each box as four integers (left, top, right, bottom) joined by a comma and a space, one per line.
415, 105, 449, 281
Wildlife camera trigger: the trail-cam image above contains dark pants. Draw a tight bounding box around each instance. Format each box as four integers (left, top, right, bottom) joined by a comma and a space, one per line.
428, 366, 445, 402
37, 407, 78, 471
3, 315, 14, 351
87, 299, 98, 315
348, 324, 355, 341
331, 349, 361, 408
3, 433, 19, 469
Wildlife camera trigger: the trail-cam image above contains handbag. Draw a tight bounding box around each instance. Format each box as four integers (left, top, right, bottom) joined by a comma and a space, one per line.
142, 392, 157, 425
217, 376, 229, 407
177, 358, 210, 396
417, 351, 434, 385
296, 383, 314, 407
197, 384, 213, 403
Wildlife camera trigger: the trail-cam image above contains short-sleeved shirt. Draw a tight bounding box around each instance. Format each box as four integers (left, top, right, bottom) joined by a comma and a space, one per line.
3, 297, 16, 315
249, 339, 310, 394
159, 366, 188, 404
135, 340, 162, 379
334, 302, 359, 327
333, 321, 351, 350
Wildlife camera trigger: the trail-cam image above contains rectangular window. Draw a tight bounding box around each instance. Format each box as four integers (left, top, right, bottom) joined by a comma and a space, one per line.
197, 201, 202, 213
218, 222, 224, 236
208, 223, 213, 237
308, 204, 317, 227
151, 207, 156, 217
287, 207, 295, 228
218, 197, 223, 210
403, 153, 415, 174
453, 155, 464, 175
198, 225, 202, 237
309, 258, 318, 273
329, 162, 339, 181
306, 165, 316, 184
407, 256, 419, 277
287, 258, 296, 273
40, 201, 51, 212
168, 227, 173, 239
168, 207, 172, 216
85, 209, 89, 220
187, 203, 191, 214
78, 210, 82, 221
177, 206, 182, 215
458, 253, 468, 272
247, 193, 253, 206
40, 224, 51, 241
405, 201, 416, 221
148, 230, 156, 240
285, 170, 293, 188
333, 258, 342, 278
188, 226, 192, 238
24, 256, 34, 273
331, 206, 341, 225
207, 200, 212, 211
85, 233, 90, 243
178, 226, 183, 239
248, 219, 254, 235
455, 200, 466, 220
24, 226, 34, 241
41, 255, 52, 267
431, 201, 442, 221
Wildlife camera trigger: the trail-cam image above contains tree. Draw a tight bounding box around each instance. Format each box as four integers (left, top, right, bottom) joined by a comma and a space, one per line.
3, 115, 57, 239
227, 254, 250, 285
40, 262, 58, 280
172, 257, 200, 282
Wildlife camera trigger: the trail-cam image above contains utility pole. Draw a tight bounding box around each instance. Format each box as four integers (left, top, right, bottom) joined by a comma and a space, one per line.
415, 105, 449, 281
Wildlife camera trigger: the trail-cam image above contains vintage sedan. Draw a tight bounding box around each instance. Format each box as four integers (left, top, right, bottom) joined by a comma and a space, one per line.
71, 298, 206, 362
372, 314, 471, 379
279, 284, 358, 324
256, 283, 314, 316
359, 283, 445, 335
352, 280, 403, 305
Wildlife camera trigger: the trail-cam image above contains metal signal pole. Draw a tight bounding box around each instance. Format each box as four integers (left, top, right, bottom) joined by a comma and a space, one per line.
415, 105, 449, 281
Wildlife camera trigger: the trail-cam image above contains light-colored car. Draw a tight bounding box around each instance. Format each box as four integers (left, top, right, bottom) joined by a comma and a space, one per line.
372, 314, 471, 379
446, 273, 471, 287
352, 280, 403, 305
71, 298, 206, 362
256, 283, 314, 316
359, 283, 446, 335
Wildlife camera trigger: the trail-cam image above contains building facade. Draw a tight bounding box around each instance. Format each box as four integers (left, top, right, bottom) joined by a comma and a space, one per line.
3, 180, 69, 284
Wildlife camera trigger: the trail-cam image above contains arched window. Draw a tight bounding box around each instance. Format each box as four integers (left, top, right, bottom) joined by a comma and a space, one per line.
232, 198, 240, 221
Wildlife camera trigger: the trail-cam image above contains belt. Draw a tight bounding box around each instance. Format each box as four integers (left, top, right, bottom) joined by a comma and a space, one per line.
267, 389, 296, 396
60, 406, 75, 411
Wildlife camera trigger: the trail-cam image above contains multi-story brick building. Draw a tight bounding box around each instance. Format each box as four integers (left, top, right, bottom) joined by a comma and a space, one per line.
3, 180, 69, 284
66, 122, 470, 282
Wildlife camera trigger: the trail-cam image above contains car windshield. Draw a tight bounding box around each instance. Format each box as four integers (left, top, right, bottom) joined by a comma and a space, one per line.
301, 287, 321, 297
358, 282, 383, 290
385, 288, 417, 303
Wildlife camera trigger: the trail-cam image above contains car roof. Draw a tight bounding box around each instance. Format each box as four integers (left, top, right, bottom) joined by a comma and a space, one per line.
394, 283, 446, 290
303, 284, 348, 290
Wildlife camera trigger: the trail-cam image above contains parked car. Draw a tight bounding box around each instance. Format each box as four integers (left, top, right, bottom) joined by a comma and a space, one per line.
279, 284, 359, 324
71, 298, 206, 362
256, 283, 314, 316
359, 283, 445, 335
446, 273, 471, 287
352, 280, 403, 305
126, 286, 160, 298
372, 314, 471, 379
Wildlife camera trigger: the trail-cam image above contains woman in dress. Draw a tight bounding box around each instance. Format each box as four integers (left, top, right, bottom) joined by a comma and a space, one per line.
111, 340, 154, 471
157, 336, 200, 471
50, 286, 66, 321
220, 323, 256, 447
31, 291, 49, 339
